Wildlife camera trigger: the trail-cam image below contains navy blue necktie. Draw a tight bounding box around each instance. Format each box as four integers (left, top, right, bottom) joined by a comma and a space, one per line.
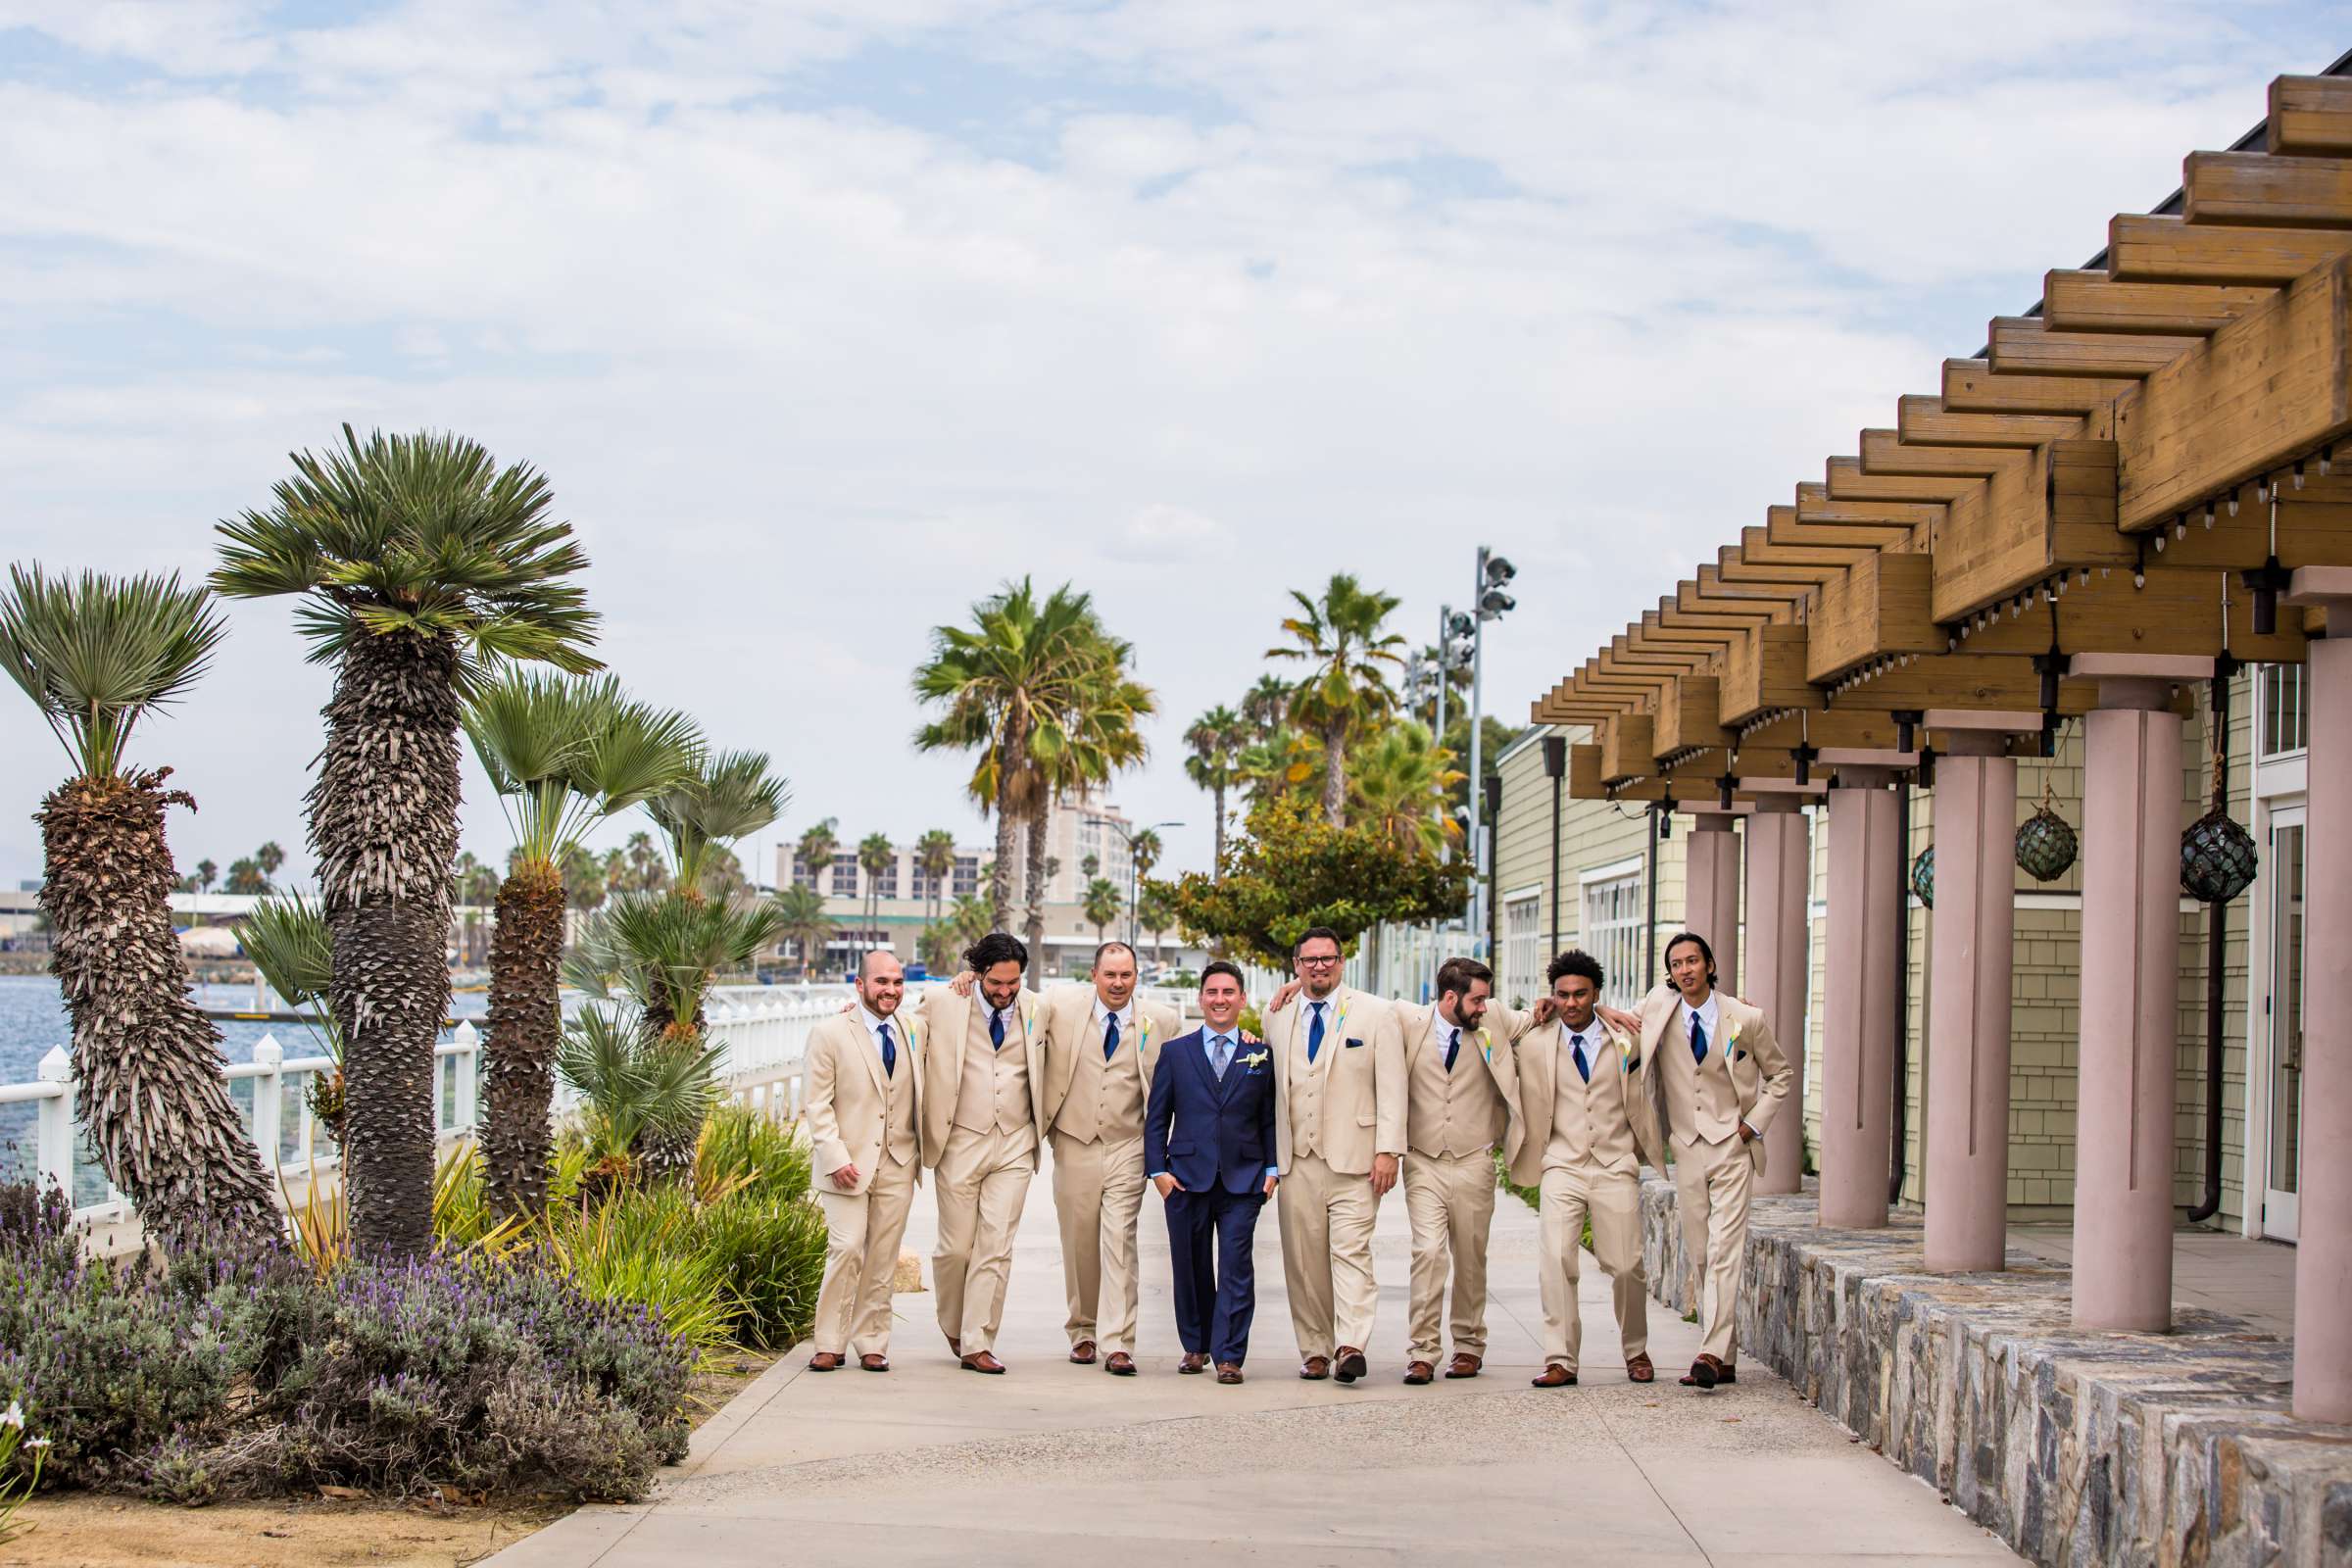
1443, 1027, 1459, 1073
990, 1007, 1005, 1050
1570, 1032, 1590, 1083
1103, 1014, 1121, 1061
1306, 1002, 1326, 1063
1690, 1013, 1708, 1066
879, 1022, 897, 1078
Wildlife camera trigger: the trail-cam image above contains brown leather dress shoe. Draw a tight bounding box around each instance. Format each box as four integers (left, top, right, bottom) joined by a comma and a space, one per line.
1333, 1348, 1368, 1384
1626, 1352, 1654, 1384
808, 1350, 845, 1372
1179, 1352, 1209, 1374
1684, 1353, 1724, 1389
961, 1350, 1007, 1375
1069, 1339, 1098, 1365
1298, 1356, 1331, 1380
1402, 1361, 1435, 1386
1215, 1362, 1245, 1385
1718, 1365, 1738, 1385
1444, 1352, 1483, 1380
1105, 1352, 1137, 1376
1530, 1364, 1577, 1388
946, 1335, 962, 1359
859, 1353, 890, 1373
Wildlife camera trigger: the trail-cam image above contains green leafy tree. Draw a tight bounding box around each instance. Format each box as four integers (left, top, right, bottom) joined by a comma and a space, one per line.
1183, 706, 1247, 875
0, 566, 273, 1237
1079, 853, 1100, 880
1082, 876, 1122, 943
194, 857, 219, 894
1347, 718, 1464, 858
1266, 574, 1405, 825
1136, 883, 1176, 963
213, 424, 598, 1256
1236, 722, 1321, 811
223, 857, 269, 895
1152, 792, 1470, 968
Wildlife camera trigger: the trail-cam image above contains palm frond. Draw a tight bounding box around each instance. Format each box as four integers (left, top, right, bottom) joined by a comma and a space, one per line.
0, 564, 225, 779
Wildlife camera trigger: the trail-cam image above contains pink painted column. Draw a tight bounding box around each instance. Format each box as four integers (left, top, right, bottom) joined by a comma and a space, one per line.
2071, 678, 2181, 1332
1683, 813, 1740, 995
1745, 797, 1812, 1195
2290, 574, 2352, 1421
1820, 766, 1900, 1230
1925, 736, 2017, 1272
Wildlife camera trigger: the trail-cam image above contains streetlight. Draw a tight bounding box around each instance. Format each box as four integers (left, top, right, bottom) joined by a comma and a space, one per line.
1465, 546, 1515, 956
1107, 818, 1183, 956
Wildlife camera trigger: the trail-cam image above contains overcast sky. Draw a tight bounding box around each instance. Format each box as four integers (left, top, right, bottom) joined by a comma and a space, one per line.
1, 1, 2342, 890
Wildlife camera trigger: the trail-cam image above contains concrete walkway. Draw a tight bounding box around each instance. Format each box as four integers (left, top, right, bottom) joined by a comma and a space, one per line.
493, 1169, 2021, 1566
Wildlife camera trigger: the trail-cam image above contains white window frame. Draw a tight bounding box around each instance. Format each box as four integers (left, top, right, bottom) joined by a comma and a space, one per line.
1499, 886, 1543, 1006
1579, 858, 1645, 1008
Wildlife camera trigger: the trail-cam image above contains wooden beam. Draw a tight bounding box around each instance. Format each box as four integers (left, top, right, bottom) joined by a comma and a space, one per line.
1599, 713, 1656, 781
1636, 610, 1733, 656
1988, 315, 2197, 379
2183, 150, 2352, 227
1816, 655, 2087, 714
1931, 439, 2130, 621
1717, 538, 1851, 589
2271, 74, 2352, 158
2108, 213, 2351, 286
1793, 481, 1943, 531
1826, 454, 1986, 504
1767, 503, 1910, 549
1895, 395, 2083, 449
1652, 674, 1730, 760
2041, 270, 2275, 336
1740, 706, 1913, 753
1670, 585, 1787, 626
1943, 358, 2137, 416
2115, 254, 2352, 533
1808, 551, 1941, 681
1948, 562, 2311, 664
1720, 623, 1818, 723
1570, 744, 1674, 804
1643, 608, 1751, 651
1858, 427, 2013, 478
1605, 635, 1704, 673
1690, 565, 1809, 607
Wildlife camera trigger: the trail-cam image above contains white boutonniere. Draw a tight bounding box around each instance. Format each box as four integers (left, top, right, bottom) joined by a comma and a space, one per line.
1242, 1050, 1268, 1068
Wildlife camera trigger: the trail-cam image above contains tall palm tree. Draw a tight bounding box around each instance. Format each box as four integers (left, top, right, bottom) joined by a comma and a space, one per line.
1347, 718, 1464, 858
1267, 574, 1405, 825
1237, 722, 1321, 811
1241, 673, 1291, 741
915, 828, 956, 925
0, 566, 273, 1237
913, 579, 1124, 939
240, 894, 345, 1140
1082, 877, 1121, 944
858, 832, 894, 944
1128, 827, 1162, 942
621, 828, 668, 896
1136, 884, 1175, 965
195, 858, 219, 894
463, 669, 699, 1216
213, 425, 598, 1257
255, 840, 286, 884
772, 883, 833, 977
1022, 650, 1152, 975
795, 817, 840, 898
1183, 705, 1247, 874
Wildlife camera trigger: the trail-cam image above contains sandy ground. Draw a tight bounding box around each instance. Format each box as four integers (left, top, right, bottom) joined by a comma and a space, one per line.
3, 1349, 780, 1568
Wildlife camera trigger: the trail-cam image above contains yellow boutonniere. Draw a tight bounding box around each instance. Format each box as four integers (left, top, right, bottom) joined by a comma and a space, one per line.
1477, 1026, 1493, 1063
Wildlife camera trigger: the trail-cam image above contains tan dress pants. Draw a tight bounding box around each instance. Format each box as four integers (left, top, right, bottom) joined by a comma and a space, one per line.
1536, 1163, 1648, 1373
1278, 1152, 1380, 1361
1401, 1149, 1497, 1363
1049, 1130, 1147, 1355
933, 1124, 1037, 1355
1670, 1133, 1753, 1363
811, 1152, 918, 1358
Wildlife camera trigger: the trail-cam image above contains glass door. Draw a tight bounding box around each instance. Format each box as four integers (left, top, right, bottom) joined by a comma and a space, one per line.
2265, 808, 2306, 1241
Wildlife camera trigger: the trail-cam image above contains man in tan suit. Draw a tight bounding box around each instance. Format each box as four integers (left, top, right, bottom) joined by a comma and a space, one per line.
1265, 925, 1404, 1384
1036, 941, 1179, 1375
1613, 930, 1792, 1390
1509, 949, 1664, 1388
803, 948, 924, 1373
914, 931, 1047, 1374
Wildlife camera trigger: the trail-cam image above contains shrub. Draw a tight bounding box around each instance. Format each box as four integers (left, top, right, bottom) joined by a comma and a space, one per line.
695, 1104, 811, 1204
693, 1192, 827, 1350
535, 1184, 740, 1365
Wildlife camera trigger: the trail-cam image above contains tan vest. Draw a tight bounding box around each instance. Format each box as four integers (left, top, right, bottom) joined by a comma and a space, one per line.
1544, 1025, 1640, 1176
1054, 1008, 1149, 1145
1407, 1016, 1507, 1158
1655, 1003, 1741, 1147
955, 1002, 1036, 1147
1286, 999, 1330, 1159
881, 1037, 918, 1164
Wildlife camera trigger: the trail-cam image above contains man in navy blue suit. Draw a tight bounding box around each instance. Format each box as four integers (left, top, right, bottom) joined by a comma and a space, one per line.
1146, 960, 1279, 1385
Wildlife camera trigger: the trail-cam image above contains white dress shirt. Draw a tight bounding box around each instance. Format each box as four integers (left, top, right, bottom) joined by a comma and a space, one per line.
1563, 1020, 1618, 1080
859, 1004, 903, 1072
1091, 994, 1136, 1042
1685, 992, 1722, 1060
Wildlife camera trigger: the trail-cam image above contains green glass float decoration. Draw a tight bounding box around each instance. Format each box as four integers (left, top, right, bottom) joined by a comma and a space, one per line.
1910, 845, 1935, 909
2015, 771, 2078, 883
2180, 721, 2257, 904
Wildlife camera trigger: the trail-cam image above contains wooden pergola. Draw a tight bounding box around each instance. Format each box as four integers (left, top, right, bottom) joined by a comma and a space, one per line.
1530, 72, 2352, 1423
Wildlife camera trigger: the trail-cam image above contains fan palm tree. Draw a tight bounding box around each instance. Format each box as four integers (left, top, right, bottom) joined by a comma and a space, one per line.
1241, 673, 1291, 740
795, 817, 839, 896
1267, 573, 1404, 824
1082, 877, 1121, 944
213, 425, 598, 1257
1136, 884, 1175, 965
0, 566, 273, 1238
915, 829, 956, 925
463, 669, 700, 1216
648, 749, 788, 901
773, 883, 833, 977
621, 828, 669, 895
1128, 827, 1163, 942
1183, 705, 1247, 874
556, 1007, 721, 1196
240, 894, 346, 1142
1347, 719, 1464, 858
1237, 722, 1322, 811
255, 840, 286, 883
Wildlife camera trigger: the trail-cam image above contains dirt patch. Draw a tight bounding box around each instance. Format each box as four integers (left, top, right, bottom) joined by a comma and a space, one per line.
3, 1349, 782, 1568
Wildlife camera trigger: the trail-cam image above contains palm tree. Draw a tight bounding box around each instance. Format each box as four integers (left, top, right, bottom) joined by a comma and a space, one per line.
194, 858, 219, 894
648, 749, 788, 901
255, 840, 286, 884
913, 579, 1128, 940
1267, 573, 1405, 825
622, 828, 669, 895
213, 425, 598, 1257
224, 857, 268, 894
1347, 718, 1464, 858
0, 566, 273, 1237
1082, 877, 1121, 944
240, 894, 345, 1141
915, 828, 956, 925
1021, 652, 1152, 971
452, 852, 500, 965
1183, 705, 1247, 873
1136, 884, 1175, 965
463, 669, 699, 1216
1241, 673, 1291, 740
858, 832, 894, 944
795, 817, 840, 897
1079, 853, 1100, 880
772, 883, 833, 977
1128, 827, 1162, 942
1237, 722, 1321, 811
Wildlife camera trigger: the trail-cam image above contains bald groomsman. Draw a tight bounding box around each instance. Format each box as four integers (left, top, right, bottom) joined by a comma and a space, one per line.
1612, 930, 1792, 1390
1264, 925, 1404, 1384
803, 949, 925, 1373
1510, 949, 1663, 1388
1037, 942, 1180, 1375
914, 932, 1047, 1374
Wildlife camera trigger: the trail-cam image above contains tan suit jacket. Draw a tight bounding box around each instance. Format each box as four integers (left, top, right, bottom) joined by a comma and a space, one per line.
1639, 987, 1792, 1175
1393, 1001, 1522, 1159
1036, 984, 1180, 1134
802, 1010, 925, 1194
1269, 983, 1404, 1176
914, 983, 1048, 1166
1503, 1014, 1664, 1189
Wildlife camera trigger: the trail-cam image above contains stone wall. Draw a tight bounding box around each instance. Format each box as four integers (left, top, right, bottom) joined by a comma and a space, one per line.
1641, 1180, 2352, 1567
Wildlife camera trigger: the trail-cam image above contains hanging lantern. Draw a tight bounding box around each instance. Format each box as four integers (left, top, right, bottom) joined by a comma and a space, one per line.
2015, 765, 2079, 882
2181, 807, 2258, 903
1910, 845, 1935, 909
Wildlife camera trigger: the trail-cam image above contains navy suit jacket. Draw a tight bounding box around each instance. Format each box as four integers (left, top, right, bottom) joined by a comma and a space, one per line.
1145, 1027, 1278, 1197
